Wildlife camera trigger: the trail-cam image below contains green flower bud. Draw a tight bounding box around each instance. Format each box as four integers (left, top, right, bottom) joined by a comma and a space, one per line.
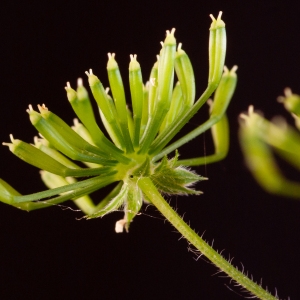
139, 29, 176, 154
98, 88, 125, 148
3, 135, 70, 176
107, 53, 134, 153
85, 69, 128, 155
71, 119, 95, 145
140, 83, 149, 135
129, 54, 144, 147
160, 81, 183, 132
34, 136, 80, 169
210, 65, 238, 118
3, 135, 114, 177
209, 11, 226, 86
175, 43, 195, 108
148, 59, 158, 116
85, 70, 116, 123
27, 105, 116, 165
66, 80, 104, 148
278, 87, 300, 116
157, 28, 176, 109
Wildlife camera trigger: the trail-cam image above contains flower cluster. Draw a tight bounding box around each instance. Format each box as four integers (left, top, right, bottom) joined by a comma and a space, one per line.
239, 88, 300, 198
0, 12, 237, 232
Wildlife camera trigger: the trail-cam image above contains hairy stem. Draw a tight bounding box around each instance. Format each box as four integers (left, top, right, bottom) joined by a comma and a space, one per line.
138, 177, 277, 300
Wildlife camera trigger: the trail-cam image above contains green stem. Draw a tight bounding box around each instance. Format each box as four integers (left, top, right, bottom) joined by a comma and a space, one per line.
176, 152, 226, 166
138, 177, 277, 300
153, 115, 219, 162
149, 83, 217, 156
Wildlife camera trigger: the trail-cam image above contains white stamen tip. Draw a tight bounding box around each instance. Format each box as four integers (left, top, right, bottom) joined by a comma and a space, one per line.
248, 105, 254, 114
27, 104, 33, 112
207, 99, 213, 106
231, 65, 238, 73
130, 54, 137, 61
150, 78, 156, 87
33, 136, 39, 144
277, 96, 284, 103
284, 87, 292, 97
73, 118, 79, 126
85, 69, 93, 77
239, 113, 247, 120
108, 53, 115, 59
239, 105, 255, 121
37, 104, 48, 113
66, 82, 71, 89
77, 78, 83, 87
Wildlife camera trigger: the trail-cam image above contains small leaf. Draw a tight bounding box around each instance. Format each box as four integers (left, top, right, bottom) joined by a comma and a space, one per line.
132, 156, 151, 177
86, 183, 128, 219
124, 180, 143, 232
151, 154, 204, 195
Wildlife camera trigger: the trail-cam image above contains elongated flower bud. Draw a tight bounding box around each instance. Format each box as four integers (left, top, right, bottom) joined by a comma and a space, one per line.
139, 29, 177, 153
140, 83, 149, 135
66, 80, 104, 148
107, 53, 134, 153
129, 54, 144, 147
208, 11, 226, 86
28, 106, 116, 165
157, 28, 176, 109
175, 43, 195, 108
85, 70, 115, 123
3, 135, 115, 177
148, 60, 158, 116
160, 82, 183, 132
3, 135, 71, 176
278, 88, 300, 117
85, 70, 129, 155
34, 136, 80, 169
38, 104, 113, 160
210, 65, 238, 118
71, 119, 95, 145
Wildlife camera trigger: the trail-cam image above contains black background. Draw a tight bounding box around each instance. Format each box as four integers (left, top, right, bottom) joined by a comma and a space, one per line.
0, 1, 299, 299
